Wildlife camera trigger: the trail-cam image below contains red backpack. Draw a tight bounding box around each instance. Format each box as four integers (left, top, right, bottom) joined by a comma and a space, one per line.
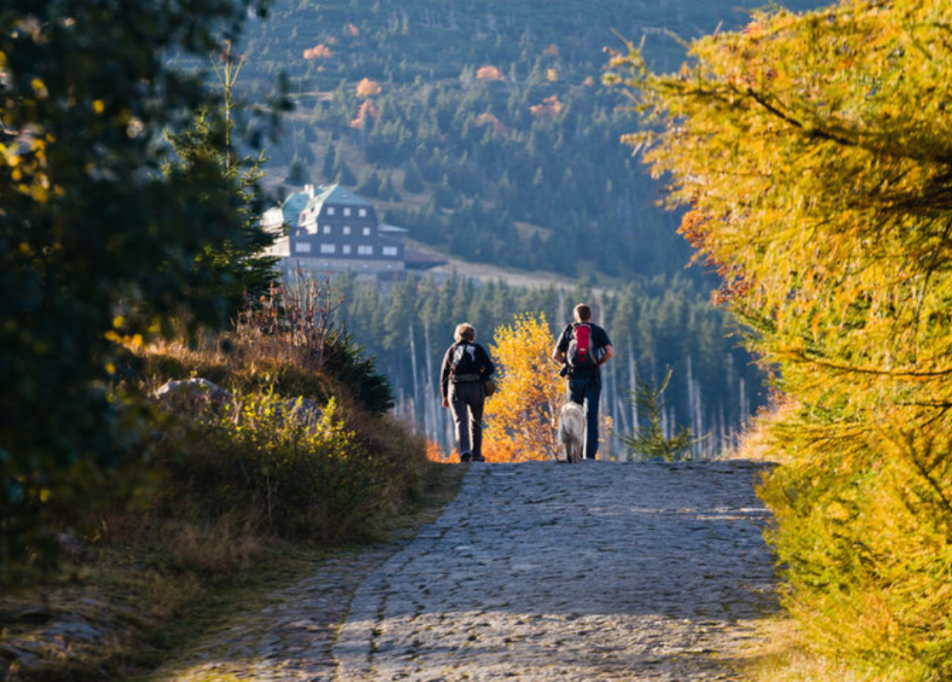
567, 323, 597, 368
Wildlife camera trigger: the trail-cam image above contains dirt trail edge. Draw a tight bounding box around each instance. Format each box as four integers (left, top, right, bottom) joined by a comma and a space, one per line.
155, 461, 777, 681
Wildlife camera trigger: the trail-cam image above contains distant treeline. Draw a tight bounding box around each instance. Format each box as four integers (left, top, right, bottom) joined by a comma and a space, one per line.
332, 272, 764, 457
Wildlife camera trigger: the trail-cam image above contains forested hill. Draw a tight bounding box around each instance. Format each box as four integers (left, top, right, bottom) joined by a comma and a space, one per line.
236, 0, 828, 280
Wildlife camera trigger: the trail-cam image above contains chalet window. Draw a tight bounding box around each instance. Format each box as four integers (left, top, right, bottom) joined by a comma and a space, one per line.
358, 245, 373, 256
343, 207, 352, 217
342, 244, 352, 255
326, 207, 335, 216
295, 242, 311, 253
359, 208, 367, 217
323, 225, 332, 234
382, 246, 398, 257
362, 227, 372, 236
343, 226, 351, 235
320, 243, 336, 254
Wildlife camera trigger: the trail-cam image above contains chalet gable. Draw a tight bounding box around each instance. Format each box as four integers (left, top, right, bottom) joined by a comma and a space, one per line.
296, 183, 377, 234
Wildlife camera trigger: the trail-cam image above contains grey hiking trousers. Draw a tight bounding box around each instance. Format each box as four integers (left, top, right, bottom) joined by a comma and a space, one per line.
450, 380, 485, 460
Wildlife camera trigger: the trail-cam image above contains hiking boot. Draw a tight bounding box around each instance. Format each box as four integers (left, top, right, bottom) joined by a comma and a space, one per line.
459, 452, 472, 463
472, 454, 486, 463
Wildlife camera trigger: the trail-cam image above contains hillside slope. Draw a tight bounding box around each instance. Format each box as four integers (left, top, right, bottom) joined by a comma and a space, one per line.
237, 0, 829, 279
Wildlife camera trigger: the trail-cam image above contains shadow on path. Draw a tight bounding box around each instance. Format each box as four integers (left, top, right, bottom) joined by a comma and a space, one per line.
334, 460, 777, 682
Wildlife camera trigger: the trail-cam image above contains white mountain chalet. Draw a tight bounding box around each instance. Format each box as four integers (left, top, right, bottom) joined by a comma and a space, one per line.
262, 184, 407, 275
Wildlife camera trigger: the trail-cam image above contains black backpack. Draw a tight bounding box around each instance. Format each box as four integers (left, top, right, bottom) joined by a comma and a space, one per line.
451, 342, 481, 376
567, 323, 598, 368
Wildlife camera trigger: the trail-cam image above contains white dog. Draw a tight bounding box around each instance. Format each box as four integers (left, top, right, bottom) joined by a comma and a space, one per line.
558, 401, 586, 463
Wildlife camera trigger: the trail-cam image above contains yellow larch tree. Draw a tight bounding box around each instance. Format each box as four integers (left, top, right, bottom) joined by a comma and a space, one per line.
483, 313, 563, 462
606, 1, 952, 677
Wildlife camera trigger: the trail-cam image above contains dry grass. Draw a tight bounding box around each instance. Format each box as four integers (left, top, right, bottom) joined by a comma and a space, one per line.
722, 398, 798, 462
736, 617, 917, 682
163, 518, 266, 574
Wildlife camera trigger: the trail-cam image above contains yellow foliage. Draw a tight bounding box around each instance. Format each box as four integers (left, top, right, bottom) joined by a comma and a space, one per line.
483, 313, 563, 462
607, 0, 952, 677
1, 134, 51, 204
30, 78, 48, 99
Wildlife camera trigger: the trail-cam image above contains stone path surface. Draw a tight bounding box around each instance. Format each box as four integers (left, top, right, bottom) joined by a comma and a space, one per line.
157, 460, 777, 681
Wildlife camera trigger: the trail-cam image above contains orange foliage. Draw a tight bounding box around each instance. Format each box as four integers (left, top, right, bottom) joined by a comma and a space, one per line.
529, 95, 563, 118
345, 23, 359, 36
425, 439, 449, 463
546, 68, 558, 82
476, 113, 506, 136
677, 208, 750, 305
355, 77, 382, 98
476, 65, 505, 81
481, 438, 520, 464
303, 44, 333, 60
583, 76, 595, 87
483, 313, 563, 462
543, 44, 560, 57
350, 100, 380, 128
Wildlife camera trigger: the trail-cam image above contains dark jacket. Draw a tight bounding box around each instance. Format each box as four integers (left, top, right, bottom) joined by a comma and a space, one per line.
555, 322, 612, 381
440, 341, 495, 402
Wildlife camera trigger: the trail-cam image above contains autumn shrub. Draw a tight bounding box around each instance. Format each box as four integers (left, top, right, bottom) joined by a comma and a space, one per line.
484, 313, 563, 462
169, 394, 388, 543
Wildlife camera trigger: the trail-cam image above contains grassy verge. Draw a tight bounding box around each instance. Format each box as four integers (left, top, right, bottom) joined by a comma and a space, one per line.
1, 462, 465, 682
736, 617, 913, 682
2, 299, 464, 681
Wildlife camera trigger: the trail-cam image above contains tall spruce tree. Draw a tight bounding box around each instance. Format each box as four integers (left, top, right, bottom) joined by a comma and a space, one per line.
0, 0, 279, 577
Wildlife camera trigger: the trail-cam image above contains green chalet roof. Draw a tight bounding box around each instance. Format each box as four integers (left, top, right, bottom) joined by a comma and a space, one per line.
309, 183, 372, 209
280, 190, 310, 226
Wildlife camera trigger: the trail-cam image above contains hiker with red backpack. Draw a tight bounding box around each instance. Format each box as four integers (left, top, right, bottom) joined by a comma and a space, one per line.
552, 304, 614, 460
440, 323, 495, 463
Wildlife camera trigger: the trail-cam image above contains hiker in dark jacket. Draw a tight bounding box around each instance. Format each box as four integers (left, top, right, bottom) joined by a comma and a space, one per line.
440, 323, 495, 463
552, 304, 613, 460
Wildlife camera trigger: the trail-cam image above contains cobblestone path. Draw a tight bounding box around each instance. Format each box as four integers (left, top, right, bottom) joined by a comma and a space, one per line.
157, 460, 776, 681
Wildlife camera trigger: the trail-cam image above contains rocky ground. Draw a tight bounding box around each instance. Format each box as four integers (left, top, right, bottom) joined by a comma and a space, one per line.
148, 459, 777, 681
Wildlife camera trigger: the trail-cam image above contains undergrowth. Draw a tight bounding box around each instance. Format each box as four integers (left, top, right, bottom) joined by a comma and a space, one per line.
1, 306, 445, 680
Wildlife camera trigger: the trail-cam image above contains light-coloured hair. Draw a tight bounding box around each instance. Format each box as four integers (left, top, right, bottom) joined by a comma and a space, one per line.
574, 304, 592, 322
455, 323, 476, 343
